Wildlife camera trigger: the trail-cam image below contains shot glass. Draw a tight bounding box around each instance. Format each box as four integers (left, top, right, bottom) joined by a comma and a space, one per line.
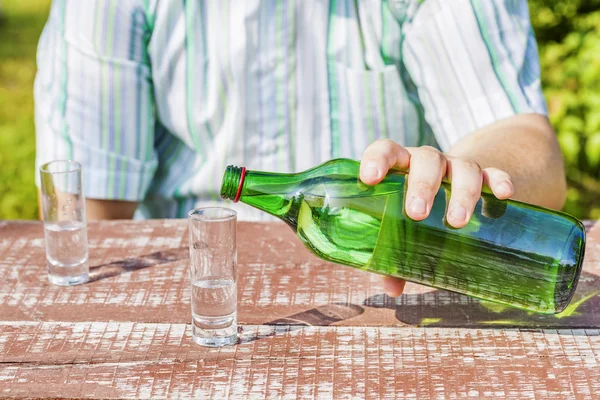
39, 160, 89, 286
188, 207, 238, 347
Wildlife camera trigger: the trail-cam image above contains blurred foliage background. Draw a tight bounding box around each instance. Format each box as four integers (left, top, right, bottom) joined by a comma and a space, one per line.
0, 0, 599, 220
528, 0, 600, 219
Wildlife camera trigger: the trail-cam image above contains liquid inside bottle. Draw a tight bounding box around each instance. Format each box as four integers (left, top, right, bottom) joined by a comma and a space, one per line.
222, 159, 585, 314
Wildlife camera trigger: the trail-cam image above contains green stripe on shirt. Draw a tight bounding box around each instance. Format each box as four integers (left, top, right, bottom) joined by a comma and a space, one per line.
381, 0, 390, 65
377, 72, 388, 139
184, 0, 204, 154
106, 0, 118, 198
287, 0, 296, 170
275, 0, 286, 171
470, 0, 519, 112
59, 0, 72, 159
327, 0, 340, 158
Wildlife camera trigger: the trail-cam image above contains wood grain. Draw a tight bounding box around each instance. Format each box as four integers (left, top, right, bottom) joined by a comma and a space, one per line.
1, 220, 599, 399
1, 321, 599, 399
0, 220, 598, 328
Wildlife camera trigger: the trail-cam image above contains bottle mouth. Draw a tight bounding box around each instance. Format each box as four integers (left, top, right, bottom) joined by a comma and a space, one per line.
220, 165, 246, 202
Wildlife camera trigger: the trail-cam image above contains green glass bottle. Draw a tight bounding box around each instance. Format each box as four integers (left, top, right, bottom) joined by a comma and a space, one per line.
220, 158, 585, 314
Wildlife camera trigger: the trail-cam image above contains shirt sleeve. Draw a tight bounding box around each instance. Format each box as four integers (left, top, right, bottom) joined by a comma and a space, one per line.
402, 0, 548, 151
34, 0, 157, 201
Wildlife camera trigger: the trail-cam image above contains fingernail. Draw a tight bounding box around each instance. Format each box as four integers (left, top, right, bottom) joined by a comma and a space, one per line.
410, 196, 427, 215
383, 278, 405, 297
499, 182, 513, 195
450, 206, 467, 222
363, 161, 379, 179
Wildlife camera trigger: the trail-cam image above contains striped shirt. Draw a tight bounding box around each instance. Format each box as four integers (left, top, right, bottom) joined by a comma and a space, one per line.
34, 0, 547, 221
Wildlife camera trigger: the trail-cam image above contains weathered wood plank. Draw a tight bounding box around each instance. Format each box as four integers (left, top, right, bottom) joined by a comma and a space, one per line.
0, 220, 599, 328
1, 321, 599, 399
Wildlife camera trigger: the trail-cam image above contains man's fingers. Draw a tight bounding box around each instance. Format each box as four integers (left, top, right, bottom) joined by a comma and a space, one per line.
404, 146, 446, 221
360, 140, 514, 230
445, 157, 483, 228
382, 276, 407, 297
483, 167, 514, 199
360, 139, 411, 186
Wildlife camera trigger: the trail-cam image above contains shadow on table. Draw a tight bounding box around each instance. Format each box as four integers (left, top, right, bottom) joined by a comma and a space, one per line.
363, 271, 600, 330
88, 247, 188, 282
238, 303, 364, 344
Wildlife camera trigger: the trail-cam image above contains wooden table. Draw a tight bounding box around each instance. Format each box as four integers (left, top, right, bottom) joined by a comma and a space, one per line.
0, 219, 599, 399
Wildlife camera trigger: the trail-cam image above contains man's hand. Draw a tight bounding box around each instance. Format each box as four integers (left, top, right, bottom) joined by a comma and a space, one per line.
359, 140, 515, 297
359, 114, 568, 298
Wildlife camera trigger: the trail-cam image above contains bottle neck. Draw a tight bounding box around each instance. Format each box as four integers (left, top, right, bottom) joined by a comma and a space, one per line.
220, 166, 302, 226
220, 165, 246, 202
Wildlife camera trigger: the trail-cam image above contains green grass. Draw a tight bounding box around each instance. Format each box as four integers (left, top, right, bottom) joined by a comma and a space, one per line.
0, 0, 51, 219
0, 0, 598, 220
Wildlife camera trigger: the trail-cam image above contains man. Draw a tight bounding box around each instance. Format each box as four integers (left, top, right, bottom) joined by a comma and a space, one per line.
35, 0, 566, 297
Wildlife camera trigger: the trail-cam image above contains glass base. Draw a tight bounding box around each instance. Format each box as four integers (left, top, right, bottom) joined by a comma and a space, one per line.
193, 333, 238, 347
192, 311, 238, 347
48, 272, 89, 286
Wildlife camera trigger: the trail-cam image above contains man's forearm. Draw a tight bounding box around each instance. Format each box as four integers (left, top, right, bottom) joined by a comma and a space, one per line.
85, 198, 139, 220
37, 189, 138, 221
447, 113, 567, 210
